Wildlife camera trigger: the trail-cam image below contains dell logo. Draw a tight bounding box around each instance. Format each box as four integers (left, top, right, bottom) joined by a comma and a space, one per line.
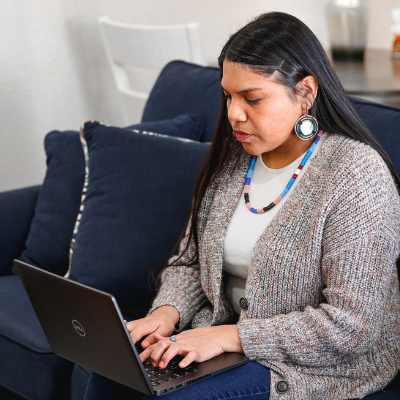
72, 320, 86, 337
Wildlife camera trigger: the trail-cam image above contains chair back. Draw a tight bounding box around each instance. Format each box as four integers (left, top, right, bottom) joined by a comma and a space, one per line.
98, 16, 204, 124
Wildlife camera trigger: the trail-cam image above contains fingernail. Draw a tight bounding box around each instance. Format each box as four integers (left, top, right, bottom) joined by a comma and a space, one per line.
180, 362, 186, 367
152, 361, 157, 367
159, 361, 164, 368
142, 341, 150, 348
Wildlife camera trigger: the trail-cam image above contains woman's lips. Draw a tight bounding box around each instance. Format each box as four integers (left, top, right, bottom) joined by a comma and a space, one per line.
234, 130, 253, 142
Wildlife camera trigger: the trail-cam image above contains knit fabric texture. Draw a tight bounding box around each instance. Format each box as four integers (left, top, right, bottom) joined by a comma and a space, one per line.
149, 133, 400, 400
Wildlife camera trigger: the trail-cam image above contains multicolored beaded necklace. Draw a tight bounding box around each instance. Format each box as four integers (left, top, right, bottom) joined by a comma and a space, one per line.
244, 131, 323, 214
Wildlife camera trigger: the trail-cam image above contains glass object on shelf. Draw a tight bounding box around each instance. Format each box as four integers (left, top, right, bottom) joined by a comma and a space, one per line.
326, 0, 369, 62
391, 8, 400, 59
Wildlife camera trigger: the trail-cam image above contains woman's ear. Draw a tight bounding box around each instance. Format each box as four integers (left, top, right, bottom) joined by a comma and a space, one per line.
297, 76, 319, 110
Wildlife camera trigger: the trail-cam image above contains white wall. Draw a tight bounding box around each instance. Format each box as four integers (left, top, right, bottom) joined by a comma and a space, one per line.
1, 0, 398, 192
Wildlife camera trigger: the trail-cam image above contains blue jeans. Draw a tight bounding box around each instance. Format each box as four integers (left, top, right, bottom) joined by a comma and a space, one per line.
84, 361, 270, 400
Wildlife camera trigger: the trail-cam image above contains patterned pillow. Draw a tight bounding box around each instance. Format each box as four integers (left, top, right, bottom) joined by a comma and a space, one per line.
67, 121, 210, 314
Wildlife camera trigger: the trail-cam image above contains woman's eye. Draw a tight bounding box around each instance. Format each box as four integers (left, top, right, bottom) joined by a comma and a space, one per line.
247, 98, 262, 105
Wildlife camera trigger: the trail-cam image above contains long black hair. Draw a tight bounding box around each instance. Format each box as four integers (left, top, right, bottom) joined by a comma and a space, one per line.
167, 12, 400, 274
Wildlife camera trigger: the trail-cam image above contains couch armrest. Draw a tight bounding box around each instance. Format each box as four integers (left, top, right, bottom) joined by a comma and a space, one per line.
0, 185, 40, 275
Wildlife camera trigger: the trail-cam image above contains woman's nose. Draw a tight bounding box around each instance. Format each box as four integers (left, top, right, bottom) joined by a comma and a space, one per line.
227, 99, 247, 123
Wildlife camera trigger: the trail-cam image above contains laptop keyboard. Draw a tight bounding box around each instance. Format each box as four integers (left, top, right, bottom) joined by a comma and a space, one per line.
143, 357, 200, 386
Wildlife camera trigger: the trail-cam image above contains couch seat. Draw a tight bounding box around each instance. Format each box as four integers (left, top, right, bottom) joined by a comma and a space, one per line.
0, 275, 73, 400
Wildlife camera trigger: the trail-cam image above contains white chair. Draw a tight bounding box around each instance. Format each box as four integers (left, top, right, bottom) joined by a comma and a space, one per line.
98, 16, 205, 125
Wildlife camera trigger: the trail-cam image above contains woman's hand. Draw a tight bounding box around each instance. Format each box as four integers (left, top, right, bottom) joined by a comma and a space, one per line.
138, 325, 243, 369
126, 305, 180, 348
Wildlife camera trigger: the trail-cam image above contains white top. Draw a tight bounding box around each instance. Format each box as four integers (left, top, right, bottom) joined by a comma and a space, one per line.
223, 133, 327, 314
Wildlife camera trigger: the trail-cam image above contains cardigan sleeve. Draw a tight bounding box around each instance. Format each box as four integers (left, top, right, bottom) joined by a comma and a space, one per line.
147, 221, 208, 331
147, 158, 233, 330
237, 146, 400, 367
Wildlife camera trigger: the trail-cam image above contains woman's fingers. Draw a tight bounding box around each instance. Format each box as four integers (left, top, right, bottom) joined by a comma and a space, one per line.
129, 322, 158, 344
142, 332, 169, 348
179, 350, 198, 368
147, 335, 199, 368
150, 337, 173, 366
139, 328, 226, 370
139, 334, 168, 363
159, 344, 181, 368
138, 345, 153, 362
129, 321, 172, 345
140, 334, 182, 368
152, 333, 166, 341
127, 307, 178, 347
125, 320, 136, 333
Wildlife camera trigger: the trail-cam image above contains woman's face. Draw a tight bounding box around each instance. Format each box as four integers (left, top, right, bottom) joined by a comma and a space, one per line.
221, 60, 310, 162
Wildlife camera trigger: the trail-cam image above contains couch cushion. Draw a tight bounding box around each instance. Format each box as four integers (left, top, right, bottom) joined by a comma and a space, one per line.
0, 185, 40, 275
142, 61, 222, 142
68, 122, 210, 313
0, 275, 73, 399
350, 97, 400, 175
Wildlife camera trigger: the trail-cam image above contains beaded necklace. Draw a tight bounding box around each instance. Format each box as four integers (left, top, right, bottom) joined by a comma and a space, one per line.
244, 131, 323, 214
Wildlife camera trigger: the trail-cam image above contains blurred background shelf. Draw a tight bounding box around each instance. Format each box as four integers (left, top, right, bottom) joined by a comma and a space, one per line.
330, 49, 400, 108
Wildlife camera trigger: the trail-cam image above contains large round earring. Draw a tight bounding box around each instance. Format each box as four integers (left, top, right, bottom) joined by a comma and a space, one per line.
295, 110, 318, 140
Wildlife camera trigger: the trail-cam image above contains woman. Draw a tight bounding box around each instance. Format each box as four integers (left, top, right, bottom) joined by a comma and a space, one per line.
84, 12, 400, 400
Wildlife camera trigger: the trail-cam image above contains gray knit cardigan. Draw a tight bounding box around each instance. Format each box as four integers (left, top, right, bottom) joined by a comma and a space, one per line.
149, 134, 400, 400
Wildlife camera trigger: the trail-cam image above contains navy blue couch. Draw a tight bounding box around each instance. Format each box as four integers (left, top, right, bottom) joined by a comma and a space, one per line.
0, 61, 399, 400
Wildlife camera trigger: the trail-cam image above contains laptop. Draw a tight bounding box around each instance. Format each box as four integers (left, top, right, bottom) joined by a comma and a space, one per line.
14, 260, 248, 396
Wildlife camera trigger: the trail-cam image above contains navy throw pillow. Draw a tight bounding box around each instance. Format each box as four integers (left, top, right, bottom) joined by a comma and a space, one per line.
127, 113, 205, 142
68, 122, 210, 314
18, 131, 85, 276
15, 114, 207, 277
